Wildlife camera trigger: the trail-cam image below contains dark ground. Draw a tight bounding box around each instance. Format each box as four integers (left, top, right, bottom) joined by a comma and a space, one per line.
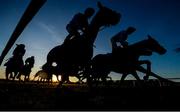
0, 79, 180, 111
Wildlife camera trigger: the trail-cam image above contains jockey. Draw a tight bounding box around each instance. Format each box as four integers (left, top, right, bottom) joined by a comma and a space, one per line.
13, 44, 26, 58
111, 26, 136, 52
64, 7, 95, 44
4, 44, 25, 67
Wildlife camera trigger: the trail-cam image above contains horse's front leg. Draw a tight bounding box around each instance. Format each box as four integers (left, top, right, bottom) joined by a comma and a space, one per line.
24, 74, 26, 81
131, 71, 142, 87
138, 60, 151, 80
24, 74, 29, 81
13, 72, 18, 80
76, 75, 83, 84
27, 74, 30, 81
6, 72, 12, 80
136, 66, 175, 84
55, 74, 60, 82
40, 77, 43, 82
5, 68, 9, 80
16, 72, 22, 81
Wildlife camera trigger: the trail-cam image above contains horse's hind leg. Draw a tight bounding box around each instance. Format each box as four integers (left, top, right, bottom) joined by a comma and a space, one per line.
144, 61, 151, 80
58, 74, 68, 86
12, 72, 18, 80
107, 76, 112, 80
10, 73, 13, 78
120, 73, 128, 86
5, 69, 10, 80
24, 74, 30, 81
138, 60, 151, 80
27, 75, 30, 81
131, 71, 142, 87
56, 74, 60, 82
59, 75, 65, 85
16, 72, 21, 80
101, 77, 107, 85
24, 75, 27, 81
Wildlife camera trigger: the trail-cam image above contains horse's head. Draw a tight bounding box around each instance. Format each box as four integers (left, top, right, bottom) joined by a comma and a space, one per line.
147, 35, 167, 55
92, 2, 121, 27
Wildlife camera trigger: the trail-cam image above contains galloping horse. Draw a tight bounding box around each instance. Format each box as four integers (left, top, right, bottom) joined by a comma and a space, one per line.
4, 55, 24, 80
16, 59, 34, 81
41, 2, 121, 84
85, 35, 167, 84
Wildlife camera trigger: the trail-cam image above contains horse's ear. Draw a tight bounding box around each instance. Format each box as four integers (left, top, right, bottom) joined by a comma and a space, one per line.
97, 1, 103, 9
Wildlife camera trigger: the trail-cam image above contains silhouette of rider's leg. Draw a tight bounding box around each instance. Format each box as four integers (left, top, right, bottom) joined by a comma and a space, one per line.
64, 29, 80, 44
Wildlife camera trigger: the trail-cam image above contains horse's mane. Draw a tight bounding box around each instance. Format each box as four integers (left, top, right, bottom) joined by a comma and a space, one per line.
129, 38, 149, 49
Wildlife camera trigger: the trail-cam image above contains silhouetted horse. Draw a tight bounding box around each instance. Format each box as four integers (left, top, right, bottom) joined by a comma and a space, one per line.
4, 55, 24, 80
16, 60, 34, 81
84, 35, 167, 84
41, 2, 121, 84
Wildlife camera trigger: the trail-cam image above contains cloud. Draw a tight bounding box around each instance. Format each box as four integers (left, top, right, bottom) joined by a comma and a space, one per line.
37, 21, 64, 44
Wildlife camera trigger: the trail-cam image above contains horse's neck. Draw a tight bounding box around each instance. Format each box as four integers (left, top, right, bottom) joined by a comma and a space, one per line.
129, 39, 153, 57
85, 17, 101, 45
25, 64, 32, 69
129, 39, 149, 50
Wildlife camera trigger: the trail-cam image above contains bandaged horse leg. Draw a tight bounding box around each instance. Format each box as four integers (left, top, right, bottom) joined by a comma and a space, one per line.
138, 60, 151, 80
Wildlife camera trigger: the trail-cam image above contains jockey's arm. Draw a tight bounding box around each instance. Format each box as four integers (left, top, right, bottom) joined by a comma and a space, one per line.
120, 41, 128, 48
